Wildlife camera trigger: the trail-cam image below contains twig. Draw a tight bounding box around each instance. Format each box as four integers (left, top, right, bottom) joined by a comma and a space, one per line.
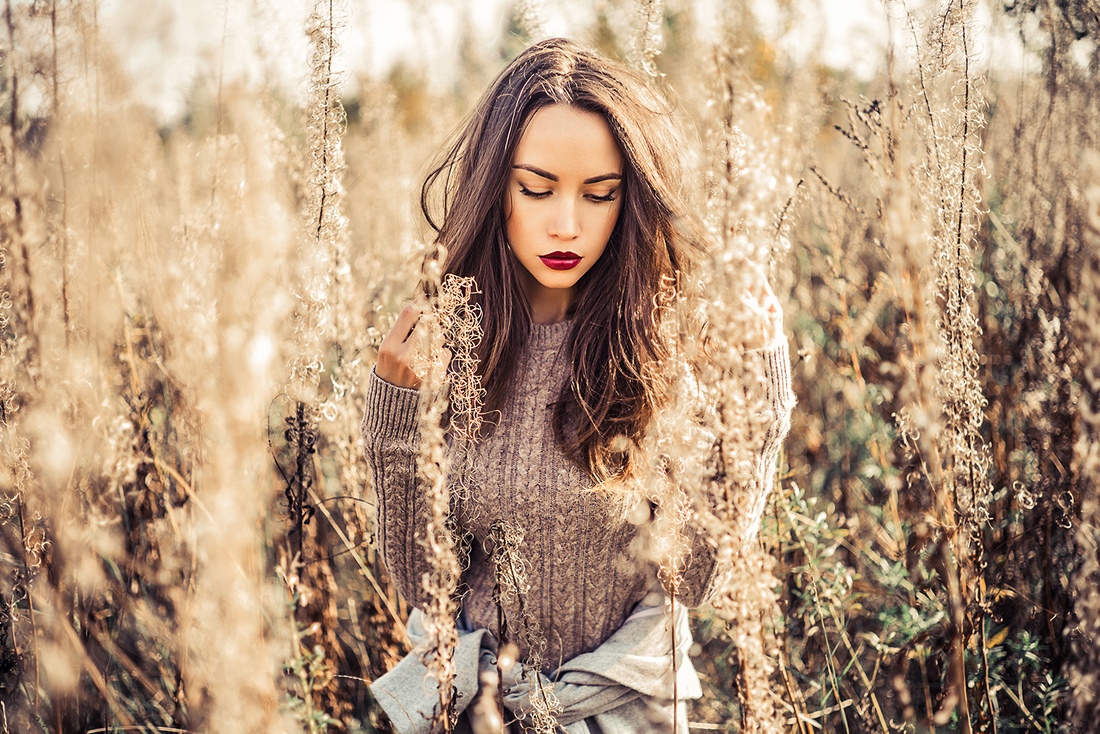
307, 485, 411, 648
775, 178, 804, 238
808, 165, 868, 219
58, 612, 138, 728
980, 615, 998, 733
1001, 682, 1046, 732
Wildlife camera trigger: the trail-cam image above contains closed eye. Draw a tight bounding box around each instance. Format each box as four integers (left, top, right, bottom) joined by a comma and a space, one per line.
587, 191, 618, 203
519, 186, 551, 199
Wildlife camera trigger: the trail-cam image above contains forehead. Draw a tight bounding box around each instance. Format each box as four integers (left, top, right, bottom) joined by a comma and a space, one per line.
513, 105, 623, 174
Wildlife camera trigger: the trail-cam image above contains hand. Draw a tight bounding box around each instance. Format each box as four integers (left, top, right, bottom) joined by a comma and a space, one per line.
375, 298, 428, 389
740, 261, 784, 351
375, 246, 454, 390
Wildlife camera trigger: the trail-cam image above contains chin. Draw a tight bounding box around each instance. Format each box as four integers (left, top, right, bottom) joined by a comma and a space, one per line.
535, 272, 584, 290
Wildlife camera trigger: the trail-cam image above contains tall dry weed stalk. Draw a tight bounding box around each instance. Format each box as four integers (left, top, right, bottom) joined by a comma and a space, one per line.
411, 269, 484, 733
689, 57, 789, 734
915, 0, 992, 531
640, 4, 799, 729
488, 520, 559, 732
285, 0, 349, 541
885, 2, 991, 726
628, 0, 663, 76
282, 0, 340, 562
279, 0, 405, 724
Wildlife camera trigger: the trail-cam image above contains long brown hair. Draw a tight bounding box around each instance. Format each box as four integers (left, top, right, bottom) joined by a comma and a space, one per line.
422, 38, 704, 483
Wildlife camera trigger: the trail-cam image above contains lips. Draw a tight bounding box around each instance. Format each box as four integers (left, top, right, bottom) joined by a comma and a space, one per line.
539, 251, 582, 270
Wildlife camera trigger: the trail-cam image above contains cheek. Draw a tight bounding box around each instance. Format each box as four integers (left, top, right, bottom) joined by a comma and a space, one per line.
503, 194, 521, 244
507, 199, 542, 240
600, 203, 623, 240
504, 201, 520, 239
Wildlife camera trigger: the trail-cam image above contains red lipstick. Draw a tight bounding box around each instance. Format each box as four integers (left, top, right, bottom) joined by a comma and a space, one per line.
539, 251, 582, 270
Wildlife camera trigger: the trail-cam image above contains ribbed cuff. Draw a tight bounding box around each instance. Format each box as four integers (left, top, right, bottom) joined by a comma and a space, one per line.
361, 368, 421, 443
751, 338, 797, 410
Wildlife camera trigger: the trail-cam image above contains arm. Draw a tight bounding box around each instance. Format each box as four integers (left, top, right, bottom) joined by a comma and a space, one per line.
361, 299, 435, 610
675, 337, 796, 607
361, 369, 434, 610
676, 264, 797, 607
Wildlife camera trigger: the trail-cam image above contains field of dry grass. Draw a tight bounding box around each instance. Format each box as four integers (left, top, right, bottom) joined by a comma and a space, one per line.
1, 0, 1099, 732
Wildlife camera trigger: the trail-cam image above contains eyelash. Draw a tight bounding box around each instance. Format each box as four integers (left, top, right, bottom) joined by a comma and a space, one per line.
519, 186, 550, 200
518, 186, 618, 203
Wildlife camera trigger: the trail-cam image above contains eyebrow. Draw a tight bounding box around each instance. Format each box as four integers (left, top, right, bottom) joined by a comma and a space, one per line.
512, 164, 622, 185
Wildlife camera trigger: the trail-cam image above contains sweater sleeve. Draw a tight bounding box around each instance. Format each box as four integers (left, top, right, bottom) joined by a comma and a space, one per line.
361, 367, 433, 610
675, 338, 797, 608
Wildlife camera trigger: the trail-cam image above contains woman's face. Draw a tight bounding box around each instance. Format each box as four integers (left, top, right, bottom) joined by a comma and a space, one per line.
504, 104, 624, 318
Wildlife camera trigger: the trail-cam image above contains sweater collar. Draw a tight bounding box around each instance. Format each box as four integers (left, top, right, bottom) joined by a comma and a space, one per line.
528, 319, 572, 352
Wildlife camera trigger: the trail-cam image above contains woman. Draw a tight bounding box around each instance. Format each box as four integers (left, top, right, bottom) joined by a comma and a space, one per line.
362, 38, 794, 733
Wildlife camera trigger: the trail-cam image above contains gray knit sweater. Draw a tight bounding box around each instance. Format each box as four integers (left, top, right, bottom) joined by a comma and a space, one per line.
361, 320, 795, 669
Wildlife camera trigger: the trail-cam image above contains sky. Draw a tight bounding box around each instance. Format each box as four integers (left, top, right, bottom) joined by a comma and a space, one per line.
91, 0, 1074, 125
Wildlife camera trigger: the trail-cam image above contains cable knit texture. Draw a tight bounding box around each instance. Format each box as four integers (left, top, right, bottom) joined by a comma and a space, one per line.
361, 320, 796, 670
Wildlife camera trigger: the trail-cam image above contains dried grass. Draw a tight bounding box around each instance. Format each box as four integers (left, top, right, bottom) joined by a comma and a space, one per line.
0, 0, 1097, 732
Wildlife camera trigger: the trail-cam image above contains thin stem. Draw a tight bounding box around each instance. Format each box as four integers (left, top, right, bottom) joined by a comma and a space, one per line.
211, 0, 229, 207
52, 0, 70, 346
314, 0, 335, 245
16, 500, 40, 723
671, 591, 678, 734
5, 0, 34, 341
4, 0, 20, 232
980, 616, 998, 733
293, 402, 310, 563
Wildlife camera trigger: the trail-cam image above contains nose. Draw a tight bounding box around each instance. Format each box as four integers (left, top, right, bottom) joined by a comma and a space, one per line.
548, 198, 580, 240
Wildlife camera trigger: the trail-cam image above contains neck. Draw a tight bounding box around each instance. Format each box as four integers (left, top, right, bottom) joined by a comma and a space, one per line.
517, 268, 574, 324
